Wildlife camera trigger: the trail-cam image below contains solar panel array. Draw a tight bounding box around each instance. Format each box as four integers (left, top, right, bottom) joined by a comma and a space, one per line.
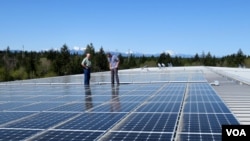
0, 71, 239, 141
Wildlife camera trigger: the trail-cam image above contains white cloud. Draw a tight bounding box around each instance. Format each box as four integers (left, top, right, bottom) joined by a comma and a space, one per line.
73, 46, 80, 50
164, 50, 175, 56
73, 46, 86, 51
125, 49, 134, 54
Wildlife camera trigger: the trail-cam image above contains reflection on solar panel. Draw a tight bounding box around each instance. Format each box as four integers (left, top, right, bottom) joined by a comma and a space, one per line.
0, 70, 239, 140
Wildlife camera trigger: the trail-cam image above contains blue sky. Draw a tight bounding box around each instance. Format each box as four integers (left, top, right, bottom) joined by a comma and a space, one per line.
1, 0, 250, 56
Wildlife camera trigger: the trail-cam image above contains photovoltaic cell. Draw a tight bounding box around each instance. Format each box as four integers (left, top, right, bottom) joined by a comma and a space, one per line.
129, 84, 163, 92
0, 95, 29, 101
91, 102, 140, 112
56, 113, 126, 130
0, 112, 35, 125
4, 112, 77, 129
161, 83, 186, 90
136, 102, 181, 112
22, 95, 60, 101
186, 95, 222, 102
148, 95, 183, 102
0, 102, 32, 111
157, 90, 185, 96
48, 103, 94, 112
49, 96, 85, 102
125, 90, 156, 96
183, 102, 232, 113
33, 130, 104, 141
115, 113, 178, 132
0, 129, 42, 141
118, 95, 149, 102
181, 113, 239, 133
178, 133, 221, 141
90, 95, 112, 102
101, 132, 173, 141
9, 102, 65, 111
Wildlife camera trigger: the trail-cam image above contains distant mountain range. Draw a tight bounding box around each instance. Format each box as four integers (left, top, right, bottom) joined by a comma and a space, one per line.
3, 49, 194, 58
69, 49, 194, 58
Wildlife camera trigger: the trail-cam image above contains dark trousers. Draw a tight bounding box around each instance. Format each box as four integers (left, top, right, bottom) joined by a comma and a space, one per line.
111, 68, 119, 84
84, 68, 91, 85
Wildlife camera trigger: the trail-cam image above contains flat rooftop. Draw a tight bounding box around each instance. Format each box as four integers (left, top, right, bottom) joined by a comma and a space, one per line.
0, 66, 249, 141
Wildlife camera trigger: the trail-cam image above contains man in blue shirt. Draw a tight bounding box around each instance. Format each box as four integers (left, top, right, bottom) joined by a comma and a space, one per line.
107, 52, 120, 84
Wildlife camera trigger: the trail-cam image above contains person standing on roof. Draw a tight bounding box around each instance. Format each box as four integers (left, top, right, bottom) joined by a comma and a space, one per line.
81, 53, 91, 85
107, 52, 120, 84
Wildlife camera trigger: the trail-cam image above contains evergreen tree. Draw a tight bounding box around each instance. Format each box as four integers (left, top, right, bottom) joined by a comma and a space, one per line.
236, 49, 245, 67
139, 55, 147, 64
70, 55, 82, 74
204, 52, 213, 66
85, 43, 95, 55
201, 51, 206, 65
193, 53, 200, 62
61, 44, 71, 74
52, 44, 70, 75
158, 52, 171, 66
25, 51, 39, 78
95, 47, 109, 71
130, 54, 137, 67
47, 49, 58, 61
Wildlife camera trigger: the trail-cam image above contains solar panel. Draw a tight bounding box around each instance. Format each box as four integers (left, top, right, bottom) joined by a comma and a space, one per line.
102, 132, 173, 141
91, 102, 140, 112
177, 133, 221, 141
180, 113, 239, 133
136, 102, 181, 112
118, 95, 149, 102
0, 95, 28, 101
48, 103, 90, 112
0, 112, 35, 125
0, 102, 32, 111
49, 96, 85, 102
22, 95, 60, 101
89, 95, 112, 102
114, 113, 178, 132
9, 102, 64, 111
174, 83, 240, 140
33, 130, 104, 141
55, 113, 126, 130
0, 70, 240, 140
148, 95, 183, 102
0, 129, 42, 141
186, 95, 222, 102
183, 102, 232, 113
4, 112, 77, 129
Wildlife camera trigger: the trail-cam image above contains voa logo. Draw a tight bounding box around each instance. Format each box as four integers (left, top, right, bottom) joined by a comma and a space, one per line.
226, 129, 246, 136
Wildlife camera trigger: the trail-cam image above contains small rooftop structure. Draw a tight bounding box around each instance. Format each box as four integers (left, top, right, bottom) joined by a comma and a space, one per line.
210, 80, 220, 86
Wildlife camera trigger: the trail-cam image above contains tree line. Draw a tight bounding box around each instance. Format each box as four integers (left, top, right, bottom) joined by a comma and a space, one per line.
0, 43, 249, 82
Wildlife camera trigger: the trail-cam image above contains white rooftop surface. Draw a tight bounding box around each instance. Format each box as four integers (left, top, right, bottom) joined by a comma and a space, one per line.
203, 67, 250, 125
209, 66, 250, 85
